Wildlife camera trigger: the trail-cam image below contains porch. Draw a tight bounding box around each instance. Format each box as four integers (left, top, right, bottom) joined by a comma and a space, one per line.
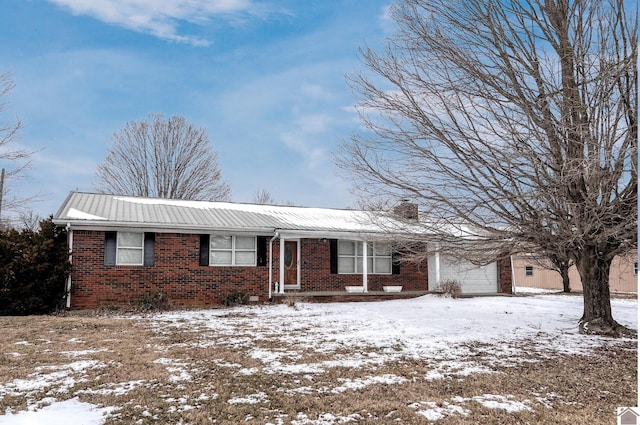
271, 290, 430, 303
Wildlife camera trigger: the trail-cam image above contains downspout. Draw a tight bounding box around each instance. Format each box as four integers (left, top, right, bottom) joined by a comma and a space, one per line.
279, 234, 285, 294
65, 223, 73, 309
268, 231, 279, 300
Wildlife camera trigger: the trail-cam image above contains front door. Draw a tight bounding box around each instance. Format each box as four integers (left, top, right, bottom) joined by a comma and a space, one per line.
284, 240, 298, 286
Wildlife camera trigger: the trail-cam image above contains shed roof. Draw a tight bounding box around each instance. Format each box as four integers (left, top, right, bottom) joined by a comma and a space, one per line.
53, 192, 407, 236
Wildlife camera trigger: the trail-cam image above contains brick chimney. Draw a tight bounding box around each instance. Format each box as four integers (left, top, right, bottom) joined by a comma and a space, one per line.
393, 201, 419, 221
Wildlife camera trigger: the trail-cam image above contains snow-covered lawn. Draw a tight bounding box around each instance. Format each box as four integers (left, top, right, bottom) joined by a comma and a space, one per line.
0, 294, 636, 424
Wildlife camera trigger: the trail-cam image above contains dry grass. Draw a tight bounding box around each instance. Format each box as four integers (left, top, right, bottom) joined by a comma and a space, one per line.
0, 310, 635, 424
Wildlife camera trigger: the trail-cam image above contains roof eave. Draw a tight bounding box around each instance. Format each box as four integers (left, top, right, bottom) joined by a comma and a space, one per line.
54, 219, 277, 234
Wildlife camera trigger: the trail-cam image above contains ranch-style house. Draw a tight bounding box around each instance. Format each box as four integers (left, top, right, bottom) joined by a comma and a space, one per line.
53, 192, 512, 309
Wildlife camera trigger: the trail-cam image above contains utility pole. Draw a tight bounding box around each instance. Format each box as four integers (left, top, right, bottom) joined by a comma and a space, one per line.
0, 168, 4, 223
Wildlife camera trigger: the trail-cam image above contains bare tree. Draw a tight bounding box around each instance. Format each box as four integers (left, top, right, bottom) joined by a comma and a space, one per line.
252, 188, 275, 205
338, 0, 636, 335
96, 114, 231, 201
530, 252, 574, 293
0, 72, 33, 226
17, 209, 42, 232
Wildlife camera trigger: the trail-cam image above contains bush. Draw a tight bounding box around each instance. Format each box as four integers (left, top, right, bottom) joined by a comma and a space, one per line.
282, 294, 303, 309
132, 291, 171, 312
436, 279, 462, 298
223, 291, 248, 307
0, 217, 70, 315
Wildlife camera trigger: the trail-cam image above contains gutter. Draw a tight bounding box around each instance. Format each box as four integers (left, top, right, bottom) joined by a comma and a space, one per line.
50, 219, 278, 235
268, 230, 280, 300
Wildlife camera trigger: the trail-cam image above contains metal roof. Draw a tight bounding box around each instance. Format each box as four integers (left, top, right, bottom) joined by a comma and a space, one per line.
53, 192, 401, 236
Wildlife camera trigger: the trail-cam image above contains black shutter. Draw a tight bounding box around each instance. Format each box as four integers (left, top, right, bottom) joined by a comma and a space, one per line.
256, 236, 268, 266
392, 251, 401, 275
199, 234, 210, 266
104, 231, 116, 266
143, 233, 155, 266
330, 239, 338, 274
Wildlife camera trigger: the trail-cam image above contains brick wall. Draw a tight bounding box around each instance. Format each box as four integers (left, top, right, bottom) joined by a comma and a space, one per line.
298, 239, 428, 292
498, 257, 513, 294
69, 231, 430, 309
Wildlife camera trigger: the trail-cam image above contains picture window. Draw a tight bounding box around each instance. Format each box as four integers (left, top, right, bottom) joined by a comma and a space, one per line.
210, 235, 256, 266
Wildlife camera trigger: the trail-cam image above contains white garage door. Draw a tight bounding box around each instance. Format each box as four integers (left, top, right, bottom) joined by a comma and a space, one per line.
429, 254, 498, 294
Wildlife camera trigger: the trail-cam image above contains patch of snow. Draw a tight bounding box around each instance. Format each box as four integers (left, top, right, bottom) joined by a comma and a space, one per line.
153, 358, 192, 382
453, 394, 534, 413
514, 286, 562, 294
331, 374, 408, 393
279, 386, 315, 395
60, 348, 108, 358
0, 360, 105, 399
413, 401, 471, 421
0, 398, 112, 425
227, 392, 268, 405
290, 412, 361, 424
67, 208, 106, 221
425, 361, 497, 381
75, 380, 145, 396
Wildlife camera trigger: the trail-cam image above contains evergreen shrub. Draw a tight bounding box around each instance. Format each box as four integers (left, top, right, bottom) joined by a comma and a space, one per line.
0, 217, 70, 315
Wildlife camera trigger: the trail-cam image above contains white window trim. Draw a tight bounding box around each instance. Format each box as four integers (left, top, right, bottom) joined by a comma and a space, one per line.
281, 238, 301, 290
371, 243, 392, 274
117, 232, 144, 266
210, 235, 257, 267
337, 240, 392, 275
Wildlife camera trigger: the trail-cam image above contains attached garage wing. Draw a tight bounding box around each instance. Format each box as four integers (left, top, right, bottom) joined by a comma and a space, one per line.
429, 254, 498, 294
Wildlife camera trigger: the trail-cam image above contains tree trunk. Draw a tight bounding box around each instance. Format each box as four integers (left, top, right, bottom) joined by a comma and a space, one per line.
575, 248, 628, 336
559, 265, 571, 293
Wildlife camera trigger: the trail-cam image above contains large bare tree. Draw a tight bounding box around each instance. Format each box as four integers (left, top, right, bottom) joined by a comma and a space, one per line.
96, 114, 231, 201
338, 0, 636, 335
0, 72, 33, 226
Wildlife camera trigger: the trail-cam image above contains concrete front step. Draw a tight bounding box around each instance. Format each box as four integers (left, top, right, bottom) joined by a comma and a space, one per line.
271, 290, 430, 303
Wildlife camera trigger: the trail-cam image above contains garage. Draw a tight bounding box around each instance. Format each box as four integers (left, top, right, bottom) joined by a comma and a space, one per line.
428, 253, 499, 294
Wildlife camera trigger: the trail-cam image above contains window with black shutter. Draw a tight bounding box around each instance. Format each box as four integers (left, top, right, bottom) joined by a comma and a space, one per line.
199, 234, 210, 266
329, 239, 338, 274
257, 236, 268, 266
392, 251, 401, 275
143, 233, 155, 266
104, 232, 117, 266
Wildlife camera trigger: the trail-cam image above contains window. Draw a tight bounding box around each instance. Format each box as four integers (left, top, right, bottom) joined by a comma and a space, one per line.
117, 232, 144, 265
105, 232, 154, 266
525, 265, 534, 276
337, 240, 392, 274
635, 262, 638, 276
210, 235, 256, 266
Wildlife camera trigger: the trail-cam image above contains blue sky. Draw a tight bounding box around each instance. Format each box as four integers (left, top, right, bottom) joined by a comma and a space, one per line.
0, 0, 393, 219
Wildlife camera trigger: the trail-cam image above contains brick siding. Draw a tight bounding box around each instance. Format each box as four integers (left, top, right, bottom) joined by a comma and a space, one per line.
69, 231, 430, 309
498, 257, 513, 294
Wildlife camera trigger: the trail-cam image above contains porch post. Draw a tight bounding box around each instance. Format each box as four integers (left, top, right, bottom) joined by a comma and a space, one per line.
362, 240, 368, 292
279, 236, 285, 293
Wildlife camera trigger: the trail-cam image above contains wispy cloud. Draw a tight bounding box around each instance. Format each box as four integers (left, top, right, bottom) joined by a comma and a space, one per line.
280, 113, 331, 170
46, 0, 262, 46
